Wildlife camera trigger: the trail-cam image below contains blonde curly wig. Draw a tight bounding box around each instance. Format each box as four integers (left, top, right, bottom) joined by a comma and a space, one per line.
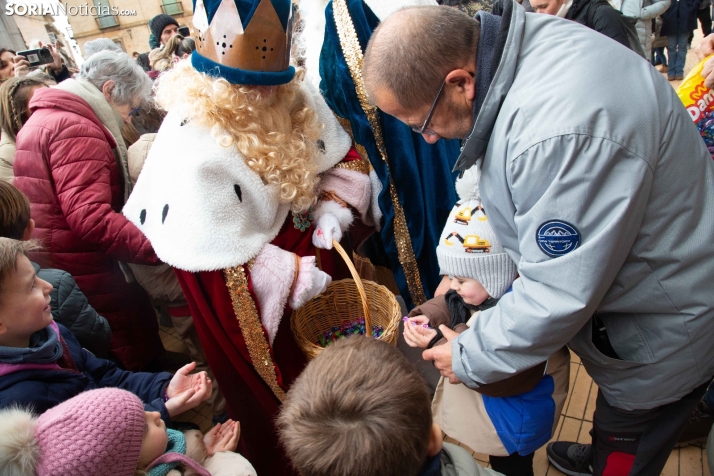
154, 60, 322, 213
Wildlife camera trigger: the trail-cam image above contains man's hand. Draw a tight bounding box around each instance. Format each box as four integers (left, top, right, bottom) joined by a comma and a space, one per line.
164, 362, 213, 417
696, 33, 714, 60
421, 325, 462, 384
204, 420, 241, 455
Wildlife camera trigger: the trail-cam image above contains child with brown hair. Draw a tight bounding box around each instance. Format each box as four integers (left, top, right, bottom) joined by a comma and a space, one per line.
277, 336, 502, 476
0, 236, 211, 423
0, 180, 112, 357
0, 387, 256, 476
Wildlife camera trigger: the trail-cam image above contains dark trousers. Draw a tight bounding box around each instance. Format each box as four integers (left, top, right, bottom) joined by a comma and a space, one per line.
691, 6, 713, 43
489, 452, 535, 476
590, 380, 710, 476
700, 6, 713, 37
651, 47, 668, 67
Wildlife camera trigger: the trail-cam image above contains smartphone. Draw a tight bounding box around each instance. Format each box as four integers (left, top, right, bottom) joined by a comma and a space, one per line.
178, 26, 190, 37
17, 47, 54, 67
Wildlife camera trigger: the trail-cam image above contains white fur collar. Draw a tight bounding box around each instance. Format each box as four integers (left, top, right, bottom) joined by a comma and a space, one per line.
123, 80, 350, 272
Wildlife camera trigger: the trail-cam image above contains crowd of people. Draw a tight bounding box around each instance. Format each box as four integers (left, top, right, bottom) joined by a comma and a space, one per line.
0, 0, 713, 475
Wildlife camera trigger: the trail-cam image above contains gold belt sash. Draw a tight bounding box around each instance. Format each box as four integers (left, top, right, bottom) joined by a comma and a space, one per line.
331, 0, 427, 305
224, 265, 286, 402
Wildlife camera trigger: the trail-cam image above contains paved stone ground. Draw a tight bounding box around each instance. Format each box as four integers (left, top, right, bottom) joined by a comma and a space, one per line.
445, 350, 711, 476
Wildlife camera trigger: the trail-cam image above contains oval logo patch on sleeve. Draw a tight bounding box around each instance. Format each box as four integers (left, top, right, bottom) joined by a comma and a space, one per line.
536, 220, 581, 257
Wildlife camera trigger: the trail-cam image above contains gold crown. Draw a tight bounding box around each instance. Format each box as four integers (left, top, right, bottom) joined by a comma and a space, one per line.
194, 0, 291, 72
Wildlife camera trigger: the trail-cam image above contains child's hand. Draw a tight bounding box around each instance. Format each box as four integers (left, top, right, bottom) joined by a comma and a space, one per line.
204, 420, 241, 455
408, 314, 430, 326
165, 362, 213, 417
402, 318, 437, 348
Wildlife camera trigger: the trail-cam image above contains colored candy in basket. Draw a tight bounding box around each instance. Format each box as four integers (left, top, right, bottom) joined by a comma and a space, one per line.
317, 317, 385, 347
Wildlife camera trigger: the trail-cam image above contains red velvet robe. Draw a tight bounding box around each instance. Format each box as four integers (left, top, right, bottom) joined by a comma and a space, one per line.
175, 217, 349, 476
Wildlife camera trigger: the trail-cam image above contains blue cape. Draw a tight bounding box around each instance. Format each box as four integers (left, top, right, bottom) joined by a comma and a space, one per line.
319, 0, 461, 307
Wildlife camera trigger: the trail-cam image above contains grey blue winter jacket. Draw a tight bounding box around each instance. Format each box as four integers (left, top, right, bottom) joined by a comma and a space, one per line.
452, 3, 714, 411
33, 263, 112, 359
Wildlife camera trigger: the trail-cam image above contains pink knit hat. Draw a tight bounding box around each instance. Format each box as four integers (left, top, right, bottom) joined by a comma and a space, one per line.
34, 388, 146, 476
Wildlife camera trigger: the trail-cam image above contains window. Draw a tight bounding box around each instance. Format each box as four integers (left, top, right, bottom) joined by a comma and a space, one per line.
160, 0, 184, 16
93, 0, 119, 29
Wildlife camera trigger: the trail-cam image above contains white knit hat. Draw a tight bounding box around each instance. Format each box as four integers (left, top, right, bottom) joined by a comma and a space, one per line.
84, 38, 122, 58
437, 165, 517, 298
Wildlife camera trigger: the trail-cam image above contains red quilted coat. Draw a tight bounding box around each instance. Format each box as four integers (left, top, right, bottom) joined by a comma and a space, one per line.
13, 88, 163, 371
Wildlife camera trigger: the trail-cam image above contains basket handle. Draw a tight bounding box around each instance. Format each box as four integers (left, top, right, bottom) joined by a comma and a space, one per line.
331, 239, 372, 336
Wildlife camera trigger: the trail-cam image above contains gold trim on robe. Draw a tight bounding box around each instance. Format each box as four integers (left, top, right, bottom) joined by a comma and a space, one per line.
223, 265, 286, 402
331, 0, 427, 305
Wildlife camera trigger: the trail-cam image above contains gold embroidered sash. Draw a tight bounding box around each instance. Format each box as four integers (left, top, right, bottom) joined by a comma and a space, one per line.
223, 265, 286, 402
331, 0, 427, 305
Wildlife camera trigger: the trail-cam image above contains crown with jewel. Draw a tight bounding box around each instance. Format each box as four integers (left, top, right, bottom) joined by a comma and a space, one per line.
191, 0, 295, 85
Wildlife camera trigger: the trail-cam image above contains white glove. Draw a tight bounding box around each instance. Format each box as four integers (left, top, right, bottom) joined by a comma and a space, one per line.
312, 213, 342, 250
307, 265, 331, 298
291, 262, 332, 308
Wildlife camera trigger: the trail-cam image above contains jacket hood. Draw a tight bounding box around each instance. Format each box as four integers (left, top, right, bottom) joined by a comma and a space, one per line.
0, 407, 39, 476
28, 88, 117, 149
454, 0, 525, 172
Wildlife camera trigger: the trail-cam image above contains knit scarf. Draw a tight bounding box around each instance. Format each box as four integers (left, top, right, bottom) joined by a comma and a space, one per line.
444, 289, 499, 328
54, 78, 132, 202
147, 429, 210, 476
0, 324, 63, 365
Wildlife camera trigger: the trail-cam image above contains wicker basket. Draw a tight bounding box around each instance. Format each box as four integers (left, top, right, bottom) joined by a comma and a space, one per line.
291, 240, 402, 360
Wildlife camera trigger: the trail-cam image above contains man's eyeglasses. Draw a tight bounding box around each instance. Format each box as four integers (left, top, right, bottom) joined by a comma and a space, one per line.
129, 101, 140, 117
411, 79, 446, 136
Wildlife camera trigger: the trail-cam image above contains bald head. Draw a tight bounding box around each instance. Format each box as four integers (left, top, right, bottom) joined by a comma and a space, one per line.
363, 6, 479, 110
